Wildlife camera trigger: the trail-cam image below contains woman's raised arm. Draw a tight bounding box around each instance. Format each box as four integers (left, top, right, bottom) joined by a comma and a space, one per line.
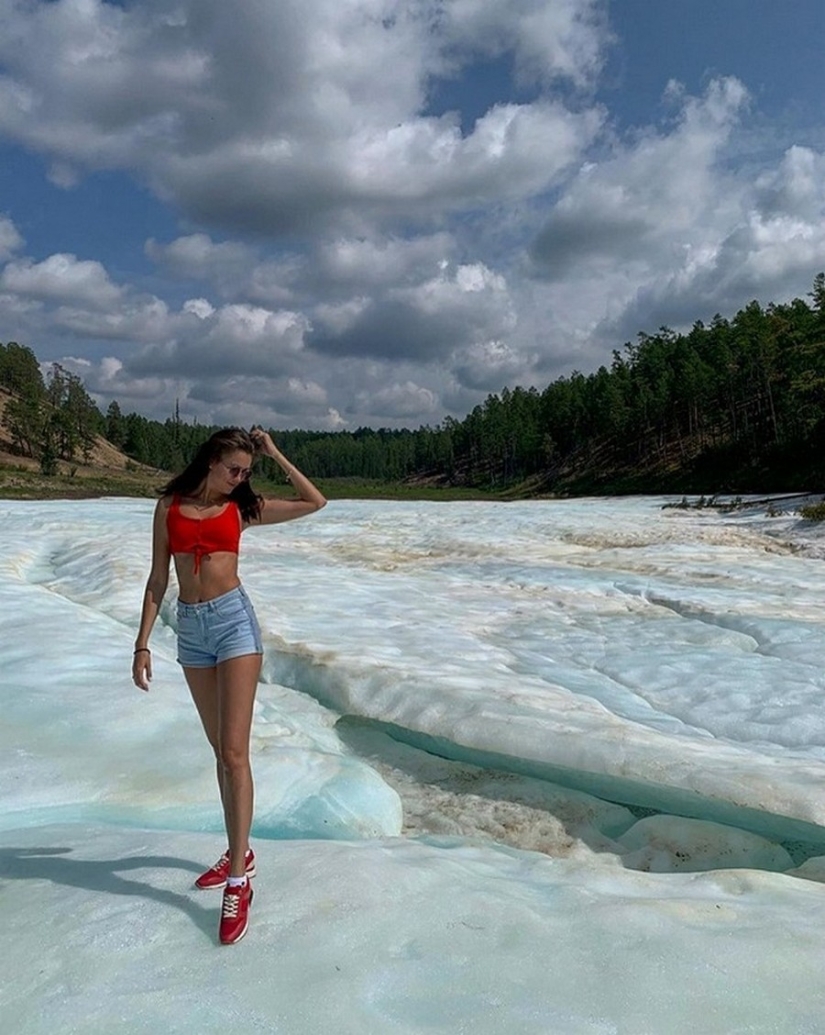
249, 428, 327, 526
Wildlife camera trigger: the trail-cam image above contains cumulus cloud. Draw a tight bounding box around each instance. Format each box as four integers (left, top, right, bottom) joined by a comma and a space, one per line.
317, 233, 456, 289
360, 380, 439, 419
0, 215, 24, 261
435, 0, 608, 89
530, 77, 750, 280
146, 235, 300, 307
755, 145, 825, 219
126, 302, 309, 381
145, 234, 254, 287
450, 339, 537, 391
53, 296, 172, 343
0, 0, 602, 236
309, 259, 515, 361
518, 75, 825, 358
0, 253, 123, 308
73, 354, 185, 418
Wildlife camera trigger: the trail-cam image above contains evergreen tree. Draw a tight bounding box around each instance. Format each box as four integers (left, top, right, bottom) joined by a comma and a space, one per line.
105, 400, 126, 449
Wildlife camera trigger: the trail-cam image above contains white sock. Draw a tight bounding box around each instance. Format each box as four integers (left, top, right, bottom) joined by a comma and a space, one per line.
226, 875, 248, 888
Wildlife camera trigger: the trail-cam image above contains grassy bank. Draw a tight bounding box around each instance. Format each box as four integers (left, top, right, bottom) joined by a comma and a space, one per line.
0, 462, 160, 499
0, 463, 502, 502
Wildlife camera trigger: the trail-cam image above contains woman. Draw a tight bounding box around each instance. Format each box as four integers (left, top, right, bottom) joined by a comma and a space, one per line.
132, 426, 326, 945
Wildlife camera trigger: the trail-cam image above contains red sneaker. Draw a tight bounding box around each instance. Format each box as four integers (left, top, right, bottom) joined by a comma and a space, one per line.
194, 848, 256, 890
219, 880, 253, 945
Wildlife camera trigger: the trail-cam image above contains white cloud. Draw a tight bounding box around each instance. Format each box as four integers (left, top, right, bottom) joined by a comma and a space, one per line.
0, 0, 602, 235
0, 215, 24, 260
210, 304, 306, 350
362, 380, 439, 418
308, 258, 515, 362
52, 296, 172, 343
518, 76, 825, 358
317, 233, 455, 287
530, 77, 750, 281
313, 297, 371, 335
285, 378, 328, 406
450, 339, 536, 391
0, 253, 123, 308
146, 234, 253, 283
754, 145, 825, 222
147, 234, 299, 306
75, 354, 184, 413
126, 301, 310, 382
185, 373, 332, 427
323, 407, 347, 430
436, 0, 608, 89
182, 298, 216, 319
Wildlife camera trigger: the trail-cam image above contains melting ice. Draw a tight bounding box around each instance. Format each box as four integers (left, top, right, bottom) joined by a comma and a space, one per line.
3, 496, 825, 1033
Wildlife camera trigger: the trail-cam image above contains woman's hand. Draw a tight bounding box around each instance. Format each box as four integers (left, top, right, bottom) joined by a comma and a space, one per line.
250, 426, 279, 458
132, 649, 153, 692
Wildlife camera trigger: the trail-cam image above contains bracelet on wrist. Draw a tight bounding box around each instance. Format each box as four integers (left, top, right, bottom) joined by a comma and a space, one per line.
133, 648, 151, 654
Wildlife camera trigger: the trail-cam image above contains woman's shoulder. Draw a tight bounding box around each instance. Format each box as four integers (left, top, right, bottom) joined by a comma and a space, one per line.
156, 494, 176, 513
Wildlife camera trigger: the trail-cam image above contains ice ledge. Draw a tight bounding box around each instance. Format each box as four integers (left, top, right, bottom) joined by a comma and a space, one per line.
271, 649, 825, 848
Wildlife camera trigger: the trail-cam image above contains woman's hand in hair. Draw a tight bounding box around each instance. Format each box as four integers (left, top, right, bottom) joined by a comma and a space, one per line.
249, 426, 276, 456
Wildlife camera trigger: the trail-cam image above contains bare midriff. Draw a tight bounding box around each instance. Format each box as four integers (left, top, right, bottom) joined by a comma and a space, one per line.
173, 552, 241, 604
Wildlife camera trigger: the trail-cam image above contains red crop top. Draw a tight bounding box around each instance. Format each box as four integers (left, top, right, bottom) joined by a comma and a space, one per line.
166, 496, 242, 573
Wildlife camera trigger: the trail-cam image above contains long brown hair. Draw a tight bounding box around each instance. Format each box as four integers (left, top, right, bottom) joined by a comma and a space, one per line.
159, 427, 263, 523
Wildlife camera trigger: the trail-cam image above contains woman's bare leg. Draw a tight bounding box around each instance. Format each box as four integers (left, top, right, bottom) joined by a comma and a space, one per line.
217, 653, 262, 876
183, 665, 228, 819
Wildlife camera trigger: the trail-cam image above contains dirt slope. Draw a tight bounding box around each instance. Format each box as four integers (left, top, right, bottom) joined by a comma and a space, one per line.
0, 385, 144, 471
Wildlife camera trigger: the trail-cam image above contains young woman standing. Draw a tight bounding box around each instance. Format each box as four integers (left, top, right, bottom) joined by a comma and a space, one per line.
132, 426, 326, 944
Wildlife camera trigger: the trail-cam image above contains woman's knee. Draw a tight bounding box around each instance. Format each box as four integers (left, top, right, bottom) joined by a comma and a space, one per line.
218, 742, 251, 774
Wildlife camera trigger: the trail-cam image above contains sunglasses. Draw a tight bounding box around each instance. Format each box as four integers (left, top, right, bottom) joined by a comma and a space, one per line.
219, 460, 252, 481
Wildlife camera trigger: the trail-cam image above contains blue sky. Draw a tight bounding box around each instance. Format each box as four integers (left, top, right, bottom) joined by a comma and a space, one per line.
606, 1, 825, 127
0, 0, 824, 428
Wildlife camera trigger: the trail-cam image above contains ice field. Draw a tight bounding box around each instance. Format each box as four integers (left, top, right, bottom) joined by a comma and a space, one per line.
3, 495, 825, 1033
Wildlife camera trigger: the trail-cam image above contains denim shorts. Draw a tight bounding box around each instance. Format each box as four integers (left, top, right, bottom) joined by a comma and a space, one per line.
176, 585, 263, 668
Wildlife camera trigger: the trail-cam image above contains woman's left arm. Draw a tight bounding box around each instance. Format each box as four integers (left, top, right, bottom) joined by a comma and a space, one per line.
249, 428, 327, 526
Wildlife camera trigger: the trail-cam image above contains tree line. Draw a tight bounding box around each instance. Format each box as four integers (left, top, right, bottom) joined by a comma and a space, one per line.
106, 409, 455, 485
3, 273, 825, 492
410, 272, 825, 492
0, 342, 102, 474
